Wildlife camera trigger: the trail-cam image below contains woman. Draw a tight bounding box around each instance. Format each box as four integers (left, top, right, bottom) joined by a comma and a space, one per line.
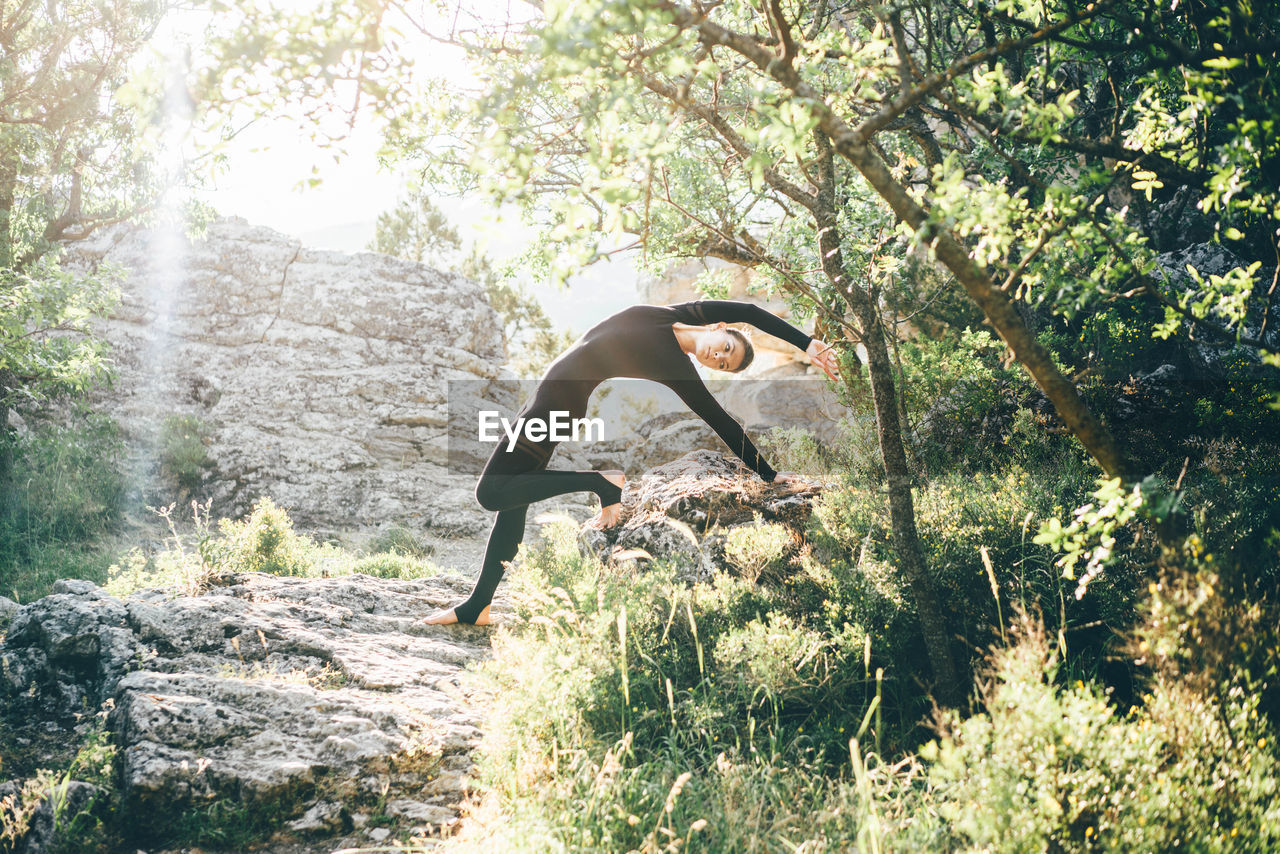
425, 299, 840, 626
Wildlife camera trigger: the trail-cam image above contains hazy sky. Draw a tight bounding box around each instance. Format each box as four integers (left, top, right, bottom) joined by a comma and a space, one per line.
186, 4, 643, 336
194, 114, 642, 336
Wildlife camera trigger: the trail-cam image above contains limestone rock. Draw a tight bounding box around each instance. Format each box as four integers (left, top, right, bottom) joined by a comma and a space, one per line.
2, 580, 143, 724
580, 449, 828, 583
286, 800, 351, 836
67, 217, 507, 536
710, 362, 848, 445
626, 419, 722, 474
0, 595, 18, 627
385, 798, 457, 825
1, 571, 492, 848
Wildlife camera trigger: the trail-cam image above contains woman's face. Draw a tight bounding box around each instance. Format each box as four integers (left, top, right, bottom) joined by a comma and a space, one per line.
694, 328, 744, 372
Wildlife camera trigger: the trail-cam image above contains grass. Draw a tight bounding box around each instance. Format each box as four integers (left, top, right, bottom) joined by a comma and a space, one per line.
0, 541, 119, 604
0, 713, 121, 854
99, 498, 445, 599
400, 422, 1279, 854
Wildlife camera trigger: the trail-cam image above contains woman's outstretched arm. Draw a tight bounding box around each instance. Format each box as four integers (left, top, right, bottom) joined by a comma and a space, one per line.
668, 299, 812, 352
666, 377, 777, 482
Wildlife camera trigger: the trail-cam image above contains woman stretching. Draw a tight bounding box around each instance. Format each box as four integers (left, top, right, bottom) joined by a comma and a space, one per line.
424, 299, 840, 626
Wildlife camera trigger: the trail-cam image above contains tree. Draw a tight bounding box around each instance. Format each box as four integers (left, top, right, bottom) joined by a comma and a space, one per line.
392, 0, 1278, 699
0, 0, 168, 498
1, 0, 416, 521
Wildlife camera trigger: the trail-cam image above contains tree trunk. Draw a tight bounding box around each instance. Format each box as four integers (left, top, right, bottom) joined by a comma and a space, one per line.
856, 303, 960, 703
811, 132, 961, 704
1, 154, 16, 270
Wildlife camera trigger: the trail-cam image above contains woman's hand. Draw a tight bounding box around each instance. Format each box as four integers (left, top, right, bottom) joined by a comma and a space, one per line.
806, 339, 841, 382
772, 472, 805, 485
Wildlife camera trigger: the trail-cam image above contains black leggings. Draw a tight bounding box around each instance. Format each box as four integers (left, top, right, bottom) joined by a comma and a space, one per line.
452, 442, 623, 624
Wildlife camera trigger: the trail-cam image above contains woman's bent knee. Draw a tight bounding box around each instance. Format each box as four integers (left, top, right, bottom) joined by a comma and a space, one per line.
475, 476, 503, 512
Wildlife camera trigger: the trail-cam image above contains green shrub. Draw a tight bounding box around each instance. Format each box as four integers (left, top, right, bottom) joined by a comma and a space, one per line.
105, 500, 444, 596
722, 517, 791, 584
2, 542, 117, 604
158, 414, 212, 493
367, 524, 434, 558
923, 613, 1280, 853
713, 613, 868, 717
755, 422, 883, 483
0, 414, 124, 549
349, 552, 437, 579
0, 718, 120, 854
0, 414, 125, 601
456, 517, 947, 851
808, 467, 1141, 677
202, 497, 311, 577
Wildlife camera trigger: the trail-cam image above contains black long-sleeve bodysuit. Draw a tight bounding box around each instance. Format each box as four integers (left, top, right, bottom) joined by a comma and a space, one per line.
452, 299, 812, 624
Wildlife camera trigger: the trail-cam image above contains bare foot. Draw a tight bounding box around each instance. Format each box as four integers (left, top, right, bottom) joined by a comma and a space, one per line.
587, 470, 626, 529
587, 503, 623, 529
772, 471, 810, 492
422, 604, 493, 626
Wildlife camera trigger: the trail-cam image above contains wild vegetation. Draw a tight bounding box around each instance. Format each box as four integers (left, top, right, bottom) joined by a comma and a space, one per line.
2, 0, 1279, 851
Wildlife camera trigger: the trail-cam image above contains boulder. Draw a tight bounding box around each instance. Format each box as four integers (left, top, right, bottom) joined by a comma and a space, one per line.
579, 449, 828, 583
1153, 243, 1280, 370
0, 595, 18, 627
710, 361, 848, 445
2, 581, 143, 724
626, 419, 723, 474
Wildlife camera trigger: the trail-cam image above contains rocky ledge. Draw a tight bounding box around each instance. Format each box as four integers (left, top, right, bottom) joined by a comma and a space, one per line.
2, 571, 494, 851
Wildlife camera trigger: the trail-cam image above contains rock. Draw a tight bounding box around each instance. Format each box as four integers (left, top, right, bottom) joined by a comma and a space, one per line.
627, 419, 722, 474
385, 798, 457, 824
1153, 243, 1280, 367
581, 436, 634, 471
711, 362, 847, 445
2, 584, 143, 724
286, 800, 350, 836
66, 217, 507, 536
1113, 363, 1186, 423
0, 595, 18, 627
615, 518, 709, 581
368, 826, 391, 842
634, 410, 704, 439
50, 578, 101, 596
1, 571, 494, 847
580, 449, 828, 583
1154, 242, 1244, 288
914, 379, 1018, 456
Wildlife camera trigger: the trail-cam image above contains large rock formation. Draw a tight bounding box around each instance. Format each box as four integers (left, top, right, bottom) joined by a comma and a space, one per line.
67, 218, 509, 536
